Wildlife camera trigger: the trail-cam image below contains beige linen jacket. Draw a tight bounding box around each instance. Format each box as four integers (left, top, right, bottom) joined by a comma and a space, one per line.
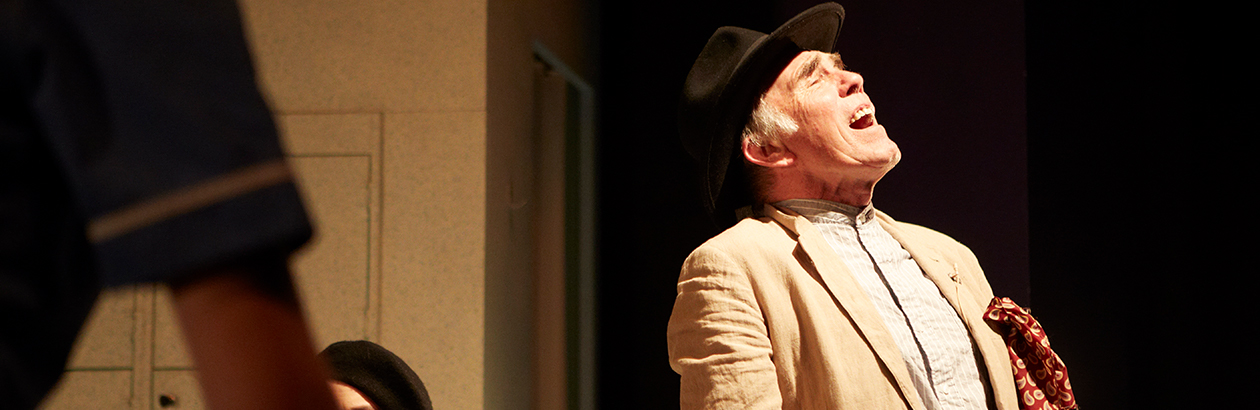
667, 205, 1018, 410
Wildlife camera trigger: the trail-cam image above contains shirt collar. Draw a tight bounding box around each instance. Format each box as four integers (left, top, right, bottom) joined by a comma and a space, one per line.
775, 199, 878, 226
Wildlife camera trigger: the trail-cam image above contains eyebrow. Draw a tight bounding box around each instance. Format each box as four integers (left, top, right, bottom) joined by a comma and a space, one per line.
828, 52, 846, 70
791, 53, 823, 87
790, 52, 846, 89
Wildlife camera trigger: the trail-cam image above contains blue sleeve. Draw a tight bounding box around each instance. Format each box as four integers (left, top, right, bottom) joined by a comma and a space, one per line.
32, 0, 311, 286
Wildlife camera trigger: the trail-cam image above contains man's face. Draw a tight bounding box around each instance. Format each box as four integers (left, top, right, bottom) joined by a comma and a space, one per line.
766, 50, 900, 185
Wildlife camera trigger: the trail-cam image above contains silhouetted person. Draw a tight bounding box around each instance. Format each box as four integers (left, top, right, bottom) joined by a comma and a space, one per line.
2, 0, 338, 408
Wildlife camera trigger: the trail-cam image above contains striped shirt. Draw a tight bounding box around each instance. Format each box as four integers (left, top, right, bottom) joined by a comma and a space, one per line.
777, 199, 987, 410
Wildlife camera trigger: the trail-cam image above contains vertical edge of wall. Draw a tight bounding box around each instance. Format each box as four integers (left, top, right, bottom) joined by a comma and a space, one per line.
485, 1, 533, 408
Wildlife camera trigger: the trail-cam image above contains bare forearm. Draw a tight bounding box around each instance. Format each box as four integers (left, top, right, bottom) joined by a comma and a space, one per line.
172, 270, 337, 410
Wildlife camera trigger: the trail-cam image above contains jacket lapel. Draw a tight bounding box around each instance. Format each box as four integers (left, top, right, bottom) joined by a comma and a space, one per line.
878, 212, 1018, 410
765, 205, 927, 410
878, 216, 967, 317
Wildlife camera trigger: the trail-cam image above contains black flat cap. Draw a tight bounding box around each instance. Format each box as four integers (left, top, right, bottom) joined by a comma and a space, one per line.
319, 340, 433, 410
678, 2, 845, 227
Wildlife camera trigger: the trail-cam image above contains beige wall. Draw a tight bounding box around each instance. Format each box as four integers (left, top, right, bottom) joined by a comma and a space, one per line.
241, 1, 488, 409
249, 0, 596, 408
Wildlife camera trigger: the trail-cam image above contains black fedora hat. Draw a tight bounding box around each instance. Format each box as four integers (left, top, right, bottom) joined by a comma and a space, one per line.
679, 2, 845, 227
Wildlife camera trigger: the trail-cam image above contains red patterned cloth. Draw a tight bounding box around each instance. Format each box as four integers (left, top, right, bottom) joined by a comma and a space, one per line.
984, 297, 1077, 410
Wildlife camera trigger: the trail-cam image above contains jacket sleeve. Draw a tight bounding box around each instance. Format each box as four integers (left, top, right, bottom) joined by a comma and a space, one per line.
666, 244, 782, 409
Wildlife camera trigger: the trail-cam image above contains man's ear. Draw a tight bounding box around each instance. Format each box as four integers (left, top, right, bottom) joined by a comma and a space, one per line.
743, 138, 794, 168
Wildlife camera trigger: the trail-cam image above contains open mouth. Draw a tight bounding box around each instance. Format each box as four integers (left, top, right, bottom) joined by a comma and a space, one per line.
850, 106, 875, 129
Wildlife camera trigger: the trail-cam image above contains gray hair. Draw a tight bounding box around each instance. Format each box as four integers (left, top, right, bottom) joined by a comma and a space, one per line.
741, 94, 798, 147
739, 93, 797, 205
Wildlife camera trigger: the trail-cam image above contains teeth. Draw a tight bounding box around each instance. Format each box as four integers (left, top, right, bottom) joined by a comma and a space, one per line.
850, 106, 874, 124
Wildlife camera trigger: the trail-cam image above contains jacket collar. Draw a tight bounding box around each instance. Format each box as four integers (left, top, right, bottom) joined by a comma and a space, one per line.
756, 203, 1013, 408
763, 203, 968, 316
763, 204, 928, 410
763, 203, 1014, 410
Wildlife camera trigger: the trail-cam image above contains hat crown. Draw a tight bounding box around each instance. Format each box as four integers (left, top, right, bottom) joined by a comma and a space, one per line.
678, 26, 768, 163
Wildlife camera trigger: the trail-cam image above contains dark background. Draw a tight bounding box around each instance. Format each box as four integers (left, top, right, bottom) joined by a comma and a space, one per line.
595, 0, 1240, 408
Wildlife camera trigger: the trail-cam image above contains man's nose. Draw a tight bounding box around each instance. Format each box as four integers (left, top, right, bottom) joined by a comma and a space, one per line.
836, 71, 864, 97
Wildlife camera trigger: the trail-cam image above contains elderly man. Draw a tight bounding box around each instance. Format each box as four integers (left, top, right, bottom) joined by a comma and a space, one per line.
667, 3, 1019, 409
